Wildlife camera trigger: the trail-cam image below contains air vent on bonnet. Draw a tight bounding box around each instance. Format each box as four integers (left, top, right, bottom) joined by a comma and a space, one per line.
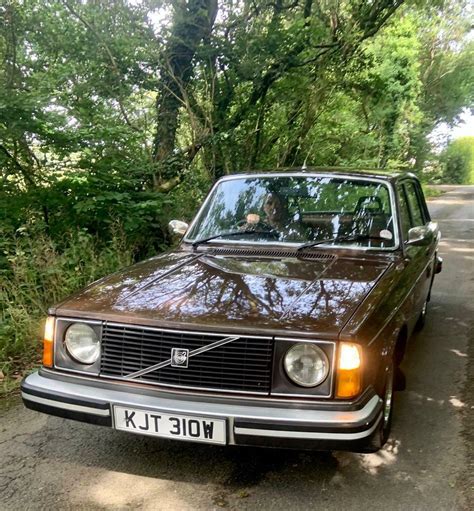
205, 247, 336, 261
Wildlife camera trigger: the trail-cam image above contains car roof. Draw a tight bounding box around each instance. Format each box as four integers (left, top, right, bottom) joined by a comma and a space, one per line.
218, 166, 418, 184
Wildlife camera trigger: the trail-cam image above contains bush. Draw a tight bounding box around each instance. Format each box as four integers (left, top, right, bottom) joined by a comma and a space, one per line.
439, 137, 474, 184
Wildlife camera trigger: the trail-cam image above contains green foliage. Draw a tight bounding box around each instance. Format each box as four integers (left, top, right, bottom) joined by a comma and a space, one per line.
439, 137, 474, 184
422, 185, 443, 198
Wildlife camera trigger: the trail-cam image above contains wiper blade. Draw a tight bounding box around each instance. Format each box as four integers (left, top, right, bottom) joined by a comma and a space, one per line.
192, 229, 276, 249
297, 234, 387, 252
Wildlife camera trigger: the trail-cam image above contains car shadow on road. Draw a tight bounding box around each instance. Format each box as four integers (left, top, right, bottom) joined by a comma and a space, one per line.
36, 413, 414, 509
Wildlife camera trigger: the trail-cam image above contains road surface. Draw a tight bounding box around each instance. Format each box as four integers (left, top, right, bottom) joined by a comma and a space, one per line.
1, 185, 473, 510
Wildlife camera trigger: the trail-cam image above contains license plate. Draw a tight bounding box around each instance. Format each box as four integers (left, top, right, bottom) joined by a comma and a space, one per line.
113, 406, 226, 445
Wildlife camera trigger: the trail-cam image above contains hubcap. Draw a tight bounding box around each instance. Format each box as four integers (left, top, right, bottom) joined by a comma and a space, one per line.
421, 300, 427, 318
383, 367, 394, 427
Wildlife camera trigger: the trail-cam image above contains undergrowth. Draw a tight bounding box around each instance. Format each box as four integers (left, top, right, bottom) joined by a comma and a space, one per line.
0, 227, 135, 391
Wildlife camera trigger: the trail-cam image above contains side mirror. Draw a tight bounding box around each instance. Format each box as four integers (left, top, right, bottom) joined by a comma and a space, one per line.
168, 220, 189, 237
406, 222, 438, 247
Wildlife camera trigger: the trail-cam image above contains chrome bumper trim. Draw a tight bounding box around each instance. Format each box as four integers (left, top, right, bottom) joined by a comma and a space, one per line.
21, 392, 110, 417
234, 414, 382, 440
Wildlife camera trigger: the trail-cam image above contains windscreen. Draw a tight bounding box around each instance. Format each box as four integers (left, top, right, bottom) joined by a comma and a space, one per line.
186, 176, 396, 248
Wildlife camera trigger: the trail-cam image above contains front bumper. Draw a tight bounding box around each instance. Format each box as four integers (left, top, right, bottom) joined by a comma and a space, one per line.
22, 369, 383, 451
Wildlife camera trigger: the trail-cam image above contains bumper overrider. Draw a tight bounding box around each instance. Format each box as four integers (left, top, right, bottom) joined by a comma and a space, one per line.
22, 369, 383, 451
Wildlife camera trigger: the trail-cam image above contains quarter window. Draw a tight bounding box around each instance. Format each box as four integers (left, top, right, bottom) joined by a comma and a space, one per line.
405, 182, 425, 227
397, 185, 411, 240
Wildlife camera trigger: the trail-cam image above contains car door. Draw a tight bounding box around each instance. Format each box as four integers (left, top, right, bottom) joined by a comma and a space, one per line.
397, 179, 436, 326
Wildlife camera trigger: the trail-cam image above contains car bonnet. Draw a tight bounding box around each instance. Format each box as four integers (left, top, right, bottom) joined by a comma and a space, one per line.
53, 250, 392, 338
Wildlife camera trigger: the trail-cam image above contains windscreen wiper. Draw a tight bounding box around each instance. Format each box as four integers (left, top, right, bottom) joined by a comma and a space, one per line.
192, 229, 277, 249
297, 233, 389, 252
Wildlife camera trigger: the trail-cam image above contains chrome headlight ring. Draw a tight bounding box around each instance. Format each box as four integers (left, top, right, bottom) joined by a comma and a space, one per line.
64, 322, 101, 365
283, 343, 330, 387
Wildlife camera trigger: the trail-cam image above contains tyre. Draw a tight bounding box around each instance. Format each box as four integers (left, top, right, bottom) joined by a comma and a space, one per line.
380, 362, 394, 445
368, 361, 394, 451
415, 298, 428, 331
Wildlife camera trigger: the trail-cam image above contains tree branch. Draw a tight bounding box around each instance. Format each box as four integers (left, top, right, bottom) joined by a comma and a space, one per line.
61, 0, 140, 132
0, 143, 36, 187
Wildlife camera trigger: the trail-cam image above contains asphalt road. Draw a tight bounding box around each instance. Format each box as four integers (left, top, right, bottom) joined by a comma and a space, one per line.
1, 185, 473, 511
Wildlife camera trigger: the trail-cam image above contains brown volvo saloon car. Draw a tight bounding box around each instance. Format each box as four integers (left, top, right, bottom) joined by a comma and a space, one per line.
22, 169, 442, 451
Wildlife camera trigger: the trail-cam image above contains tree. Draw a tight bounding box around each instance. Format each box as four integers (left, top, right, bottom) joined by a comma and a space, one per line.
407, 2, 474, 173
440, 137, 474, 184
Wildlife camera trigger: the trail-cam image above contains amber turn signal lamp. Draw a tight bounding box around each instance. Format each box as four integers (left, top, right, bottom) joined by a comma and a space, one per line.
336, 342, 361, 398
43, 316, 55, 367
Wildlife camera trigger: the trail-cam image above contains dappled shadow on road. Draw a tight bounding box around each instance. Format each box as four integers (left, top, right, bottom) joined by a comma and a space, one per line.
40, 420, 340, 485
38, 423, 400, 509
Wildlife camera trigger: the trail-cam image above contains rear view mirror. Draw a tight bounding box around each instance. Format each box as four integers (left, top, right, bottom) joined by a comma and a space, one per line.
406, 222, 438, 247
168, 220, 189, 237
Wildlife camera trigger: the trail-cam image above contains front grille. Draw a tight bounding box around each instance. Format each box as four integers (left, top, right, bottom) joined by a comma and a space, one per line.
100, 323, 273, 394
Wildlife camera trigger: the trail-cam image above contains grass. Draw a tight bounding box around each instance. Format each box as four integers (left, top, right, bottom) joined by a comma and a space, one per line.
422, 185, 444, 199
0, 227, 135, 394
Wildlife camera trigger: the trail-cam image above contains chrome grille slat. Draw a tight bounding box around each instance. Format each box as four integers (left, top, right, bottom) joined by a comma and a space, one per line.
100, 324, 273, 394
103, 340, 271, 352
102, 347, 271, 360
100, 356, 272, 372
102, 352, 270, 367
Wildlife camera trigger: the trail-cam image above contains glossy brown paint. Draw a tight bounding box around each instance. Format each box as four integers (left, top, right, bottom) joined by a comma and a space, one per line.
51, 171, 432, 343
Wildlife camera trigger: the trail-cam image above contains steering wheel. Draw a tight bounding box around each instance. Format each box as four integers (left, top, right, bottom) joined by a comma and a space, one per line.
235, 219, 250, 228
354, 196, 383, 214
233, 219, 280, 239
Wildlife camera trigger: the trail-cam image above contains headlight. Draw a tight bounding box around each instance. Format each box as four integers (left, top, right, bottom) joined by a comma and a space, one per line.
284, 343, 329, 387
64, 323, 100, 364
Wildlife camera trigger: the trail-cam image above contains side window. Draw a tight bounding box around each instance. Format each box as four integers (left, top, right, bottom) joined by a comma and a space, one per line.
405, 181, 425, 226
397, 185, 411, 240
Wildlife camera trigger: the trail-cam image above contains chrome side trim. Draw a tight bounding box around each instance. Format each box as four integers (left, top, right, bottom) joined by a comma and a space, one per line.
234, 414, 382, 440
21, 392, 110, 417
125, 335, 240, 379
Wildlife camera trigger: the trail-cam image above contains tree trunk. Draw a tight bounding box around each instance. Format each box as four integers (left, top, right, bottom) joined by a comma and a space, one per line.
152, 0, 217, 191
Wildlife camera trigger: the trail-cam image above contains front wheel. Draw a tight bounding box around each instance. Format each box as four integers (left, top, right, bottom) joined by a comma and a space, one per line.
381, 362, 394, 445
415, 298, 428, 331
368, 361, 394, 451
